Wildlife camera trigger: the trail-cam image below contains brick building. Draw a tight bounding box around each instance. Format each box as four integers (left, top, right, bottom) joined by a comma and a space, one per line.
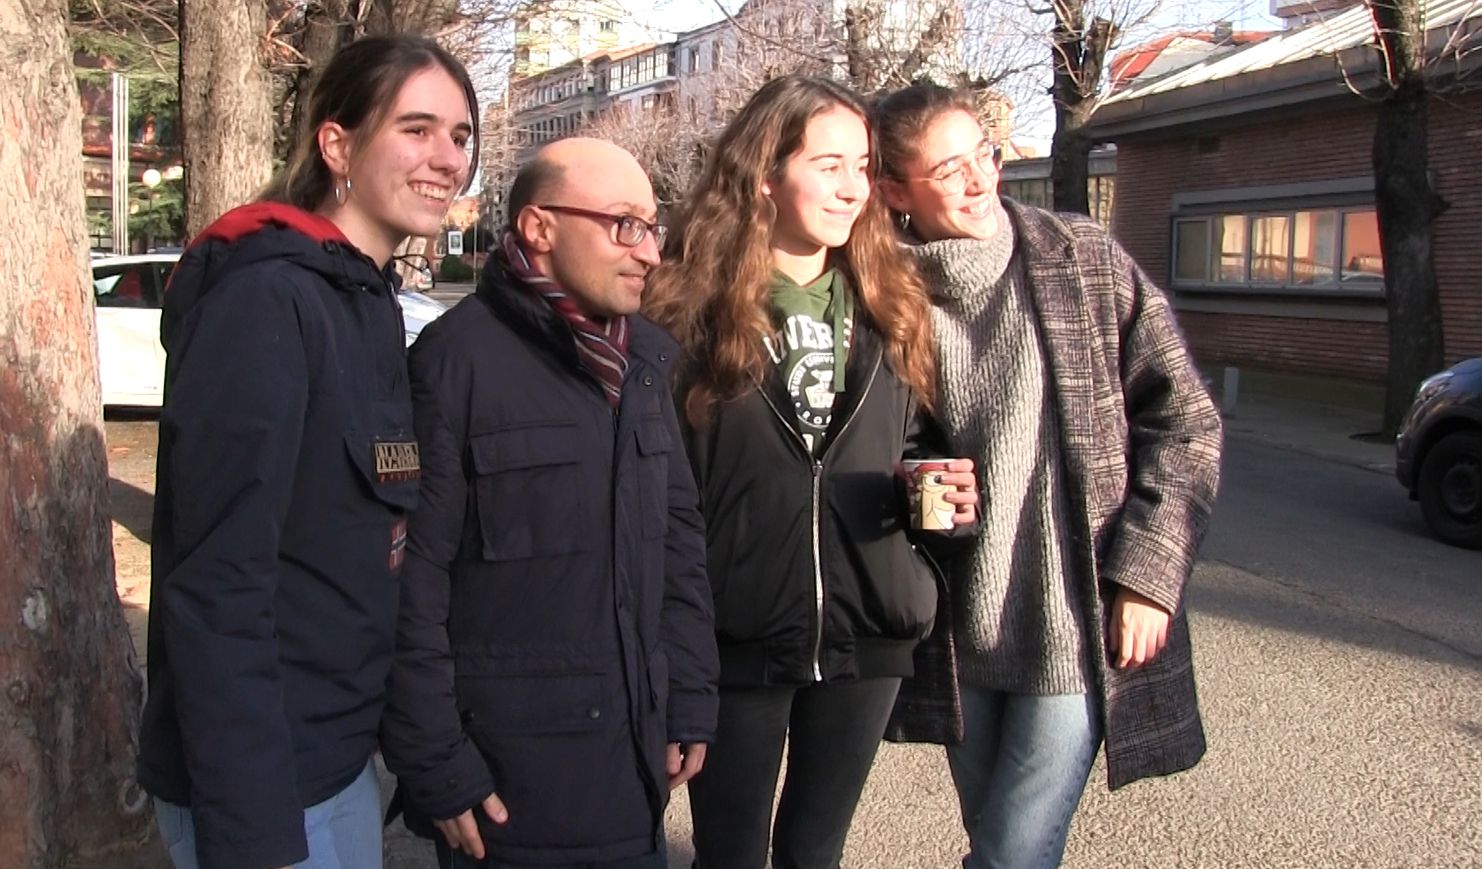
1088, 0, 1482, 382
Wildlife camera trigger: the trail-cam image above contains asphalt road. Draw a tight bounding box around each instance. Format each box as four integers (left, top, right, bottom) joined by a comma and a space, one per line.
102, 420, 1480, 868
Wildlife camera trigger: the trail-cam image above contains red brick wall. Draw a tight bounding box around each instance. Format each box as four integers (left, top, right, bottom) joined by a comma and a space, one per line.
1111, 90, 1482, 381
1180, 312, 1389, 381
1429, 90, 1482, 365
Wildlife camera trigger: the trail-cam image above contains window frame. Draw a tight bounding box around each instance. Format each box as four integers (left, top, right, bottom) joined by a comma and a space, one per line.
92, 262, 165, 309
1169, 202, 1385, 298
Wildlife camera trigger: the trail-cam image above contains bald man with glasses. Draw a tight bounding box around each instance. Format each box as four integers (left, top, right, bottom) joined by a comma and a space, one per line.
381, 138, 719, 869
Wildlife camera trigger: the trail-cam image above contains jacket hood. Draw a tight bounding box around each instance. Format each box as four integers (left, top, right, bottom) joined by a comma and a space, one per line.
163, 202, 395, 351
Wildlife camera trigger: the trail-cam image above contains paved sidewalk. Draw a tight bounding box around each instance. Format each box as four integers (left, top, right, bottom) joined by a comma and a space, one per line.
1205, 367, 1395, 475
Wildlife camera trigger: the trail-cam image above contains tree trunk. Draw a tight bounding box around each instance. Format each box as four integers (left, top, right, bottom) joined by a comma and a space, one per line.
367, 0, 461, 35
290, 0, 353, 151
1368, 0, 1447, 437
1051, 112, 1092, 214
1050, 3, 1113, 215
0, 2, 158, 865
179, 0, 274, 237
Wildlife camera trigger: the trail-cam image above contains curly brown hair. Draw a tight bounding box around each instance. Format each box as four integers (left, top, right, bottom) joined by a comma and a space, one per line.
645, 75, 936, 427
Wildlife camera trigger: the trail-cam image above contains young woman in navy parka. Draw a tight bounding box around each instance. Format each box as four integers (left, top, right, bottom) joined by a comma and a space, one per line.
138, 36, 478, 869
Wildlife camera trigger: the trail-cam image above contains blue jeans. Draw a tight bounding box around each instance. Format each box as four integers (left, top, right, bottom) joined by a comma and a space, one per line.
946, 688, 1101, 869
156, 759, 382, 869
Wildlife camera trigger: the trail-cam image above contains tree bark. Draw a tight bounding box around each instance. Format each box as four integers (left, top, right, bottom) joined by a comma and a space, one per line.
179, 0, 274, 237
1050, 1, 1113, 215
367, 0, 461, 35
1368, 0, 1447, 437
0, 1, 158, 865
289, 0, 354, 151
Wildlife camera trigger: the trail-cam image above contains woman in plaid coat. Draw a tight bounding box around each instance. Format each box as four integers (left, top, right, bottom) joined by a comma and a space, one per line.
873, 84, 1224, 869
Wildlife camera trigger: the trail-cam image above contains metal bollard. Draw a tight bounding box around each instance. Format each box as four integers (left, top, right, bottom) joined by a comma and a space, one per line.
1222, 366, 1240, 417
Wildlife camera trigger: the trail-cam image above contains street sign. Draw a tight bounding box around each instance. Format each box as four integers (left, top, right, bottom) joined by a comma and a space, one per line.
447, 229, 464, 256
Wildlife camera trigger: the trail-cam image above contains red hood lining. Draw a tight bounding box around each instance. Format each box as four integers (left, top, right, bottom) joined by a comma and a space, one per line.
189, 202, 351, 249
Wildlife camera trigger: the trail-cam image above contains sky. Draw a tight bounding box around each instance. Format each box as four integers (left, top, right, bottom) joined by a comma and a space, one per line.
636, 0, 1287, 150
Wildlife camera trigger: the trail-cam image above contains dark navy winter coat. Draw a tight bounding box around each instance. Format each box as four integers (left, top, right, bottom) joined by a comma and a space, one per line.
138, 204, 417, 869
379, 255, 719, 864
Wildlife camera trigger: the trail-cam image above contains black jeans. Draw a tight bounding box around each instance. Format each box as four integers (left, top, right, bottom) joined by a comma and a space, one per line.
688, 677, 903, 869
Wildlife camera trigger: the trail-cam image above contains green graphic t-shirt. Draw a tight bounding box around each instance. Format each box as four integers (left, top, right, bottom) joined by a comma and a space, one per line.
765, 269, 854, 456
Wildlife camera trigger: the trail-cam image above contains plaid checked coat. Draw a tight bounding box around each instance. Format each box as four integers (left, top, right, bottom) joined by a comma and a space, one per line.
887, 199, 1224, 790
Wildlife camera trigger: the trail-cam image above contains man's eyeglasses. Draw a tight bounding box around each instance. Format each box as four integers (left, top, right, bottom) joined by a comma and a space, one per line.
536, 204, 668, 248
910, 141, 1003, 196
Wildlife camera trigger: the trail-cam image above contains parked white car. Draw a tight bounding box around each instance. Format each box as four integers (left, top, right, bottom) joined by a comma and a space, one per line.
92, 252, 449, 408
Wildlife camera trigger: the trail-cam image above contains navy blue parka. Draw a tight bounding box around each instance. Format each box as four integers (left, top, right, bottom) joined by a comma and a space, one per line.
379, 255, 719, 864
138, 204, 418, 869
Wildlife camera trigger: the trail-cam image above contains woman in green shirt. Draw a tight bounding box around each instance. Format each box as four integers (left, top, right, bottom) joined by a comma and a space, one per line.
645, 75, 978, 869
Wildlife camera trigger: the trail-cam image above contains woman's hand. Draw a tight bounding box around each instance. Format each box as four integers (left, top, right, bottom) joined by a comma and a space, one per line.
1108, 588, 1171, 668
935, 458, 979, 526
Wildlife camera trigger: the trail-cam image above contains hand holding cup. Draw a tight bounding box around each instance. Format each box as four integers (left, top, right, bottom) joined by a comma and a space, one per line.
900, 458, 979, 530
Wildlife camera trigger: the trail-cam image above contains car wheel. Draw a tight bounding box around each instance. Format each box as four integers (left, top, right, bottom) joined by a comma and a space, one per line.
1418, 430, 1482, 549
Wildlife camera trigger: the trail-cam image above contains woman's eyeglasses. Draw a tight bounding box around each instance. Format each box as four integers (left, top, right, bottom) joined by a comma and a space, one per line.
911, 142, 1003, 196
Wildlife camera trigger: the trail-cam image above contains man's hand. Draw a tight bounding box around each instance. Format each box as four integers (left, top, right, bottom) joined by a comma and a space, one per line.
1109, 588, 1171, 669
666, 742, 707, 790
936, 458, 979, 526
434, 792, 509, 860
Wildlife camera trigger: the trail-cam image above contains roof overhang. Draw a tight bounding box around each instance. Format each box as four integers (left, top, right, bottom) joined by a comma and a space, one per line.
1089, 14, 1482, 140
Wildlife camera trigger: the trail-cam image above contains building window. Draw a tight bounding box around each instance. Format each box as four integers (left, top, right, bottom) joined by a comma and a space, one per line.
1250, 214, 1291, 283
1342, 210, 1383, 281
1173, 218, 1209, 284
600, 19, 616, 31
1292, 210, 1337, 285
1170, 205, 1384, 295
1215, 214, 1245, 282
688, 48, 699, 73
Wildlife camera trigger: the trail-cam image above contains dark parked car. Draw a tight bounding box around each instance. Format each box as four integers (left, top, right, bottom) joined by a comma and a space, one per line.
1396, 357, 1482, 549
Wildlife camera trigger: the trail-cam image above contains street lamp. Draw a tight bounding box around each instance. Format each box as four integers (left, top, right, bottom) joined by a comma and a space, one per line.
141, 168, 162, 251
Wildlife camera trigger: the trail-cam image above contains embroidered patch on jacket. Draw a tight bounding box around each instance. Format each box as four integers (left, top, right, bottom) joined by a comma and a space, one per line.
374, 441, 420, 483
389, 519, 408, 572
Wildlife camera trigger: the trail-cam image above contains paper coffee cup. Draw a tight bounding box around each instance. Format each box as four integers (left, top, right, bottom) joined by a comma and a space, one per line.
901, 459, 958, 531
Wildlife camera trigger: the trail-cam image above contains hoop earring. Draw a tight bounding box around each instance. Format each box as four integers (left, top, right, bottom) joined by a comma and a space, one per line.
899, 212, 911, 231
345, 177, 353, 194
334, 182, 345, 206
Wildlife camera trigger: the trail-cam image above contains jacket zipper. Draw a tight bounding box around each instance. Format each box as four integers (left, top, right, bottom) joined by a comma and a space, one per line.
755, 350, 884, 681
808, 463, 824, 680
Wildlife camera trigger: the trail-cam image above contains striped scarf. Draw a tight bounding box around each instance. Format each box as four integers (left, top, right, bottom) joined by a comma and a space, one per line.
501, 231, 630, 408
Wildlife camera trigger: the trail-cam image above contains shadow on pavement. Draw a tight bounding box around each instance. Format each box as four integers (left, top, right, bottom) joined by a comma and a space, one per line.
109, 476, 155, 544
104, 407, 162, 423
1187, 565, 1482, 672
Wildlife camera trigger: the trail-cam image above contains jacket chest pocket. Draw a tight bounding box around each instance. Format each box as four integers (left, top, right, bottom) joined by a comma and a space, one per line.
635, 416, 672, 540
343, 426, 421, 575
470, 423, 592, 562
344, 432, 422, 511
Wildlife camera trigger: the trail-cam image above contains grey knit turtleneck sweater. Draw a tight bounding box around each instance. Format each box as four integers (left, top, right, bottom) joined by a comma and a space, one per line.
915, 213, 1092, 695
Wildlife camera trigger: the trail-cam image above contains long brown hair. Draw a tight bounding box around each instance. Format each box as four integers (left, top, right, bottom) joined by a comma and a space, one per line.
645, 75, 936, 427
260, 35, 481, 210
